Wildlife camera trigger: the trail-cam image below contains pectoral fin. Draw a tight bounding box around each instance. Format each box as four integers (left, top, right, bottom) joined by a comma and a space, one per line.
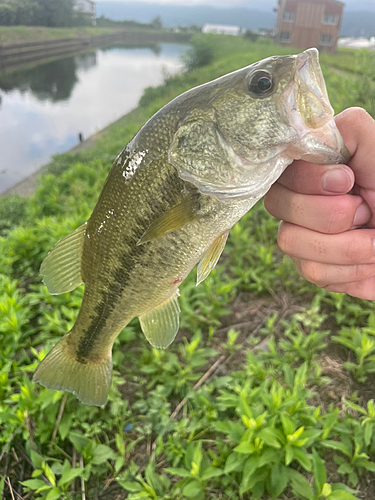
137, 194, 203, 245
139, 291, 180, 348
197, 230, 229, 285
40, 223, 86, 295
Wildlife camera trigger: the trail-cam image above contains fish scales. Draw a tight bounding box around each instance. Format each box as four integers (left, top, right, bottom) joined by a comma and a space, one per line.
34, 49, 350, 405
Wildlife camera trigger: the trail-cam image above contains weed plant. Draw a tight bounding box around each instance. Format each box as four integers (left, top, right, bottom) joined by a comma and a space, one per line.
0, 35, 375, 499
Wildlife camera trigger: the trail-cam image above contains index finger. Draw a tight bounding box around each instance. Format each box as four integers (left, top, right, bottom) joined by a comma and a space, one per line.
276, 161, 354, 195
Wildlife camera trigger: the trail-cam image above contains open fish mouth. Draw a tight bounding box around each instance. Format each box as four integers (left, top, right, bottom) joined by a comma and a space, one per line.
285, 48, 350, 164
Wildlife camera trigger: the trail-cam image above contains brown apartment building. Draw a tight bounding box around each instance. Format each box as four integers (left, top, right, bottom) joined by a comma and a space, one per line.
274, 0, 344, 52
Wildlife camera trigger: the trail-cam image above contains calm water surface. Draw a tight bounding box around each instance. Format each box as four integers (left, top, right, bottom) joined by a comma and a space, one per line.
0, 43, 189, 193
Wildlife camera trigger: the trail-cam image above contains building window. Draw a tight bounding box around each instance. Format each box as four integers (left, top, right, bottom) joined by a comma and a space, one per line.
322, 14, 338, 25
319, 34, 334, 46
283, 11, 295, 22
280, 32, 291, 42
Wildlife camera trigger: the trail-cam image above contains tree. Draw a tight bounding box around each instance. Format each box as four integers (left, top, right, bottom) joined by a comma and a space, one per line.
150, 15, 162, 30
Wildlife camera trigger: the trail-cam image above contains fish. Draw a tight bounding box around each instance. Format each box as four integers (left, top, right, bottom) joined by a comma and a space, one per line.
33, 48, 349, 406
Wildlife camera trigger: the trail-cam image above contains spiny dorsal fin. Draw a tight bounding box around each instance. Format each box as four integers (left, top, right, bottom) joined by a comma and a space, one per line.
137, 194, 203, 246
40, 223, 86, 295
139, 291, 180, 348
197, 230, 229, 286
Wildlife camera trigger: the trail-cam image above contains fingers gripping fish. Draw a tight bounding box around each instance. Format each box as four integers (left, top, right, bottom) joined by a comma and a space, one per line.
33, 49, 349, 406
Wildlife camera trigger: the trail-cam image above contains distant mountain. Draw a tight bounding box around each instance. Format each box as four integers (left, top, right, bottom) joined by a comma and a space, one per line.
96, 2, 276, 31
96, 2, 375, 38
340, 11, 375, 37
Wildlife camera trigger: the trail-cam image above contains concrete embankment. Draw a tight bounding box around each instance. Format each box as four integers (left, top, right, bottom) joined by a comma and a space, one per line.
0, 31, 191, 70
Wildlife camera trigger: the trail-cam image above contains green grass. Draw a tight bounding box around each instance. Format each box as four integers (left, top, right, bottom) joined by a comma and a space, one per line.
1, 35, 375, 500
0, 26, 129, 44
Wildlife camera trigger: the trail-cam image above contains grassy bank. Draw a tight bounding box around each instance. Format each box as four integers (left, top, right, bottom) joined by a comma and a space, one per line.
0, 25, 174, 44
1, 35, 375, 500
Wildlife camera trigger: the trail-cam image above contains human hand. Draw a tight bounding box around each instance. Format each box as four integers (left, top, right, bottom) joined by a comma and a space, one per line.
264, 107, 375, 300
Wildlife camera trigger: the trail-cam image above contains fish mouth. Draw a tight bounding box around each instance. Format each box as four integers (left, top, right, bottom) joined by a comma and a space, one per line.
285, 48, 350, 164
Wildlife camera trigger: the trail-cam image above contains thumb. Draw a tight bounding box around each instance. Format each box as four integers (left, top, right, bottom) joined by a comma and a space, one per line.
335, 107, 375, 190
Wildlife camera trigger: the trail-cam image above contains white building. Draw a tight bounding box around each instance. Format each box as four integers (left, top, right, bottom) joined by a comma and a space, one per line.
338, 37, 375, 50
202, 24, 241, 36
73, 0, 96, 25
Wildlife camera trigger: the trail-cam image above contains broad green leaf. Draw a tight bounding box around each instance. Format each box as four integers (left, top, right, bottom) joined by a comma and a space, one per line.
337, 462, 354, 475
234, 441, 254, 454
243, 456, 260, 478
293, 448, 312, 471
224, 452, 244, 473
328, 491, 360, 500
68, 432, 90, 453
183, 480, 202, 498
321, 440, 350, 457
192, 441, 202, 473
312, 449, 326, 493
115, 456, 125, 472
240, 468, 268, 496
281, 413, 295, 436
289, 470, 314, 500
344, 399, 367, 415
59, 468, 84, 486
165, 467, 191, 478
117, 480, 144, 493
258, 427, 281, 449
91, 444, 117, 465
21, 479, 47, 490
268, 463, 289, 498
58, 413, 73, 441
200, 467, 223, 480
46, 487, 61, 500
30, 450, 43, 469
285, 445, 294, 466
364, 423, 373, 446
42, 462, 56, 487
354, 459, 375, 471
115, 433, 126, 456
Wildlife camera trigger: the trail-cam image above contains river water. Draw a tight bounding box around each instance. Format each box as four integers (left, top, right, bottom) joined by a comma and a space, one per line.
0, 42, 189, 194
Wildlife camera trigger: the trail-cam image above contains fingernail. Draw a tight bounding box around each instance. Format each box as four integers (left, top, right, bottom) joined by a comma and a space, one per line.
322, 168, 352, 193
353, 203, 371, 226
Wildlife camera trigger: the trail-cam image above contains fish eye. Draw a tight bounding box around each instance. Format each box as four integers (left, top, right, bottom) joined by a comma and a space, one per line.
248, 70, 274, 97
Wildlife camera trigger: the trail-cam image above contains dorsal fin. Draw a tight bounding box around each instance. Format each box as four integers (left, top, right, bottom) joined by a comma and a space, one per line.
139, 291, 180, 348
197, 230, 229, 285
137, 194, 203, 245
40, 223, 86, 295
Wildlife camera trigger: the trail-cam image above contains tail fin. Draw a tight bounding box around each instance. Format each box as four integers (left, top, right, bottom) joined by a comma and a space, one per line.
33, 336, 112, 406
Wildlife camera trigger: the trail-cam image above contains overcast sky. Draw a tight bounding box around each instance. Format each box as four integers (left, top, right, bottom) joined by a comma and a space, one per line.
96, 0, 375, 12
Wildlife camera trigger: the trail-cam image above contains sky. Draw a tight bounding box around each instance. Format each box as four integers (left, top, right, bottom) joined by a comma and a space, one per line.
95, 0, 375, 12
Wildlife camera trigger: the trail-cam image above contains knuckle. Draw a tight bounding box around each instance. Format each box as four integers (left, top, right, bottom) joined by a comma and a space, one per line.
264, 183, 284, 219
299, 260, 324, 284
277, 223, 292, 253
354, 264, 367, 281
348, 107, 372, 126
325, 199, 352, 234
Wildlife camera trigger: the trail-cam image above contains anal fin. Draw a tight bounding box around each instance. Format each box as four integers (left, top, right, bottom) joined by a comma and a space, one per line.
197, 230, 229, 285
139, 291, 180, 348
40, 223, 86, 295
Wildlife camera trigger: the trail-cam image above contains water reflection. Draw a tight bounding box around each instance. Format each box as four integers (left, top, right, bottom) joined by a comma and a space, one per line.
0, 43, 189, 193
0, 57, 81, 102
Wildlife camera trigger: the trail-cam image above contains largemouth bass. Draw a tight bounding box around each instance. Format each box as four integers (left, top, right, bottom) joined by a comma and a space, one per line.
34, 48, 349, 406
